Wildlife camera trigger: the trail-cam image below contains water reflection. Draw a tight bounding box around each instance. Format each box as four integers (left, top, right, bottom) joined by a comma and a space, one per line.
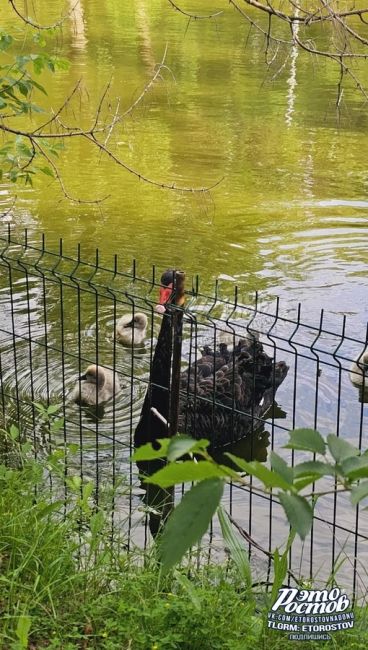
69, 0, 87, 50
285, 8, 299, 127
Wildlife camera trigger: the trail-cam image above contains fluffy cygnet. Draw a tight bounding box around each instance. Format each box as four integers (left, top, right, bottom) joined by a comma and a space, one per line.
70, 364, 120, 405
350, 347, 368, 388
116, 312, 148, 346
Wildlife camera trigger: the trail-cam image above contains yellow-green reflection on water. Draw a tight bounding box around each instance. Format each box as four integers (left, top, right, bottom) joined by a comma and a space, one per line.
1, 1, 367, 328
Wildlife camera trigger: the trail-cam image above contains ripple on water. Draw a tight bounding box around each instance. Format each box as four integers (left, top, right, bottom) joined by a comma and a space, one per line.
0, 292, 157, 474
0, 272, 367, 590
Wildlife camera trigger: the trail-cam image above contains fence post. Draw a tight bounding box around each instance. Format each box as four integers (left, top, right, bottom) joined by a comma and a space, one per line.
169, 270, 185, 437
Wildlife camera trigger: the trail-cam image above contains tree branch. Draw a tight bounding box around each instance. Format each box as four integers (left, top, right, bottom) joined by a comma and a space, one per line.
8, 0, 80, 30
167, 0, 223, 20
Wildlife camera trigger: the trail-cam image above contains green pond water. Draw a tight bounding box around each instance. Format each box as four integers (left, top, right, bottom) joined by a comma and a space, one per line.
1, 1, 368, 589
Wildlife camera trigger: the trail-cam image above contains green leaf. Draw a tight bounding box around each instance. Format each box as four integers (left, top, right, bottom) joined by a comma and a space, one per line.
159, 478, 224, 573
50, 418, 65, 432
293, 476, 322, 491
9, 424, 19, 440
38, 166, 54, 178
52, 57, 70, 71
145, 460, 231, 488
47, 404, 61, 415
270, 530, 296, 605
270, 547, 288, 601
0, 33, 13, 51
16, 614, 31, 648
226, 454, 292, 491
270, 452, 294, 485
18, 81, 30, 97
33, 57, 45, 75
66, 443, 80, 455
327, 435, 360, 463
284, 429, 326, 455
33, 33, 47, 48
218, 506, 252, 590
67, 475, 82, 491
82, 481, 94, 500
174, 572, 201, 611
131, 439, 171, 461
36, 500, 64, 519
341, 456, 368, 481
30, 78, 47, 94
90, 511, 105, 536
167, 435, 209, 462
33, 402, 47, 414
293, 460, 335, 478
351, 481, 368, 505
278, 493, 313, 540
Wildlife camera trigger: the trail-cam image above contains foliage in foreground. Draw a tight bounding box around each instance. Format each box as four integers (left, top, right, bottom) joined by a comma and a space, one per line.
133, 429, 368, 574
1, 425, 368, 648
0, 427, 255, 649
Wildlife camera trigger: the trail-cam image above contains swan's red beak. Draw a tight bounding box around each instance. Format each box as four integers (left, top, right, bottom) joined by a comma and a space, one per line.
155, 283, 173, 313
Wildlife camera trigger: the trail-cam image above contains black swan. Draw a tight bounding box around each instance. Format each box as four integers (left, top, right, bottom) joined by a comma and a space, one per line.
134, 270, 289, 450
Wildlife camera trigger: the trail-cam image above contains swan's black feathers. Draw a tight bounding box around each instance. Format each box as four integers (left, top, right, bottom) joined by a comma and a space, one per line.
178, 337, 288, 446
134, 275, 289, 449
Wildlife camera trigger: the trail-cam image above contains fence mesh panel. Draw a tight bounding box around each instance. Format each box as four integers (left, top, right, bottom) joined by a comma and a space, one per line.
0, 227, 367, 595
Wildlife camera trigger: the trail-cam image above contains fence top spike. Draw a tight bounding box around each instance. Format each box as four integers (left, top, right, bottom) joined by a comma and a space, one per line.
174, 270, 185, 306
195, 274, 199, 295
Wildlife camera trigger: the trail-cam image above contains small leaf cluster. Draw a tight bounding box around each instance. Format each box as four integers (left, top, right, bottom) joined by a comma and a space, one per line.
0, 29, 67, 185
132, 429, 368, 573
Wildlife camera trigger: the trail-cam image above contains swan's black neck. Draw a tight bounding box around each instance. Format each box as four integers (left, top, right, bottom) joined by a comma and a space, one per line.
134, 308, 174, 448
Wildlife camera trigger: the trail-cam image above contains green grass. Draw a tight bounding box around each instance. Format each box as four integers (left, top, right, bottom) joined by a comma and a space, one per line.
1, 434, 368, 649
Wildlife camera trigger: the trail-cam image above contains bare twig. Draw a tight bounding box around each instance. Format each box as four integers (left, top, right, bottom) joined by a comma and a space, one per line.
121, 44, 170, 119
229, 0, 293, 46
290, 23, 368, 101
167, 0, 223, 20
33, 139, 110, 204
84, 131, 224, 193
1, 41, 223, 202
241, 0, 368, 25
227, 512, 301, 583
8, 0, 80, 30
32, 80, 82, 134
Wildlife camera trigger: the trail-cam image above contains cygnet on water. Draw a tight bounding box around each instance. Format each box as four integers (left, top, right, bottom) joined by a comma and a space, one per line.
116, 313, 148, 346
350, 347, 368, 388
70, 364, 120, 405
